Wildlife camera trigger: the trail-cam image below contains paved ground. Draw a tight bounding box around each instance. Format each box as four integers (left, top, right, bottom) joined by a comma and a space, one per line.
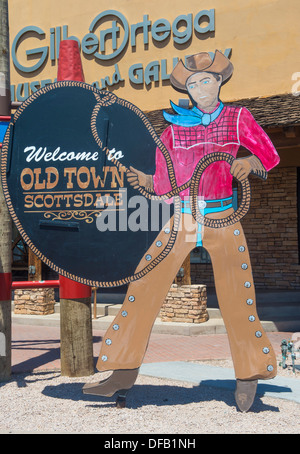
7, 324, 300, 408
11, 323, 293, 373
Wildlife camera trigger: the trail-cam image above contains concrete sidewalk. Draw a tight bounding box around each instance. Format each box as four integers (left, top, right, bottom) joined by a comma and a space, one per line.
140, 362, 300, 404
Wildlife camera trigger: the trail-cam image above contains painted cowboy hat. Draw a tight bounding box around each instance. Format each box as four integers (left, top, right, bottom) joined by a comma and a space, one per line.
170, 50, 234, 91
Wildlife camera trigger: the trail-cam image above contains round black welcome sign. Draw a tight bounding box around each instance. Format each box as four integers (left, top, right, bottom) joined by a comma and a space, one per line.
1, 81, 173, 287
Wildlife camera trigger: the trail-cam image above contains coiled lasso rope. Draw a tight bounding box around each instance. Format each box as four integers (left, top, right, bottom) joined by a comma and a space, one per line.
90, 91, 266, 286
1, 82, 266, 288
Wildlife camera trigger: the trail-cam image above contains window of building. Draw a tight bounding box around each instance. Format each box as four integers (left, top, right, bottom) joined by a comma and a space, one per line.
297, 167, 300, 264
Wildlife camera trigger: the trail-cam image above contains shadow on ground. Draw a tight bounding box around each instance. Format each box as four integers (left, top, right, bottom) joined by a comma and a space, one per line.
39, 380, 285, 413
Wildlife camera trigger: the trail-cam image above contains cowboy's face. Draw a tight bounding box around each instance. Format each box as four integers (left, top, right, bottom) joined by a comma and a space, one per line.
186, 72, 222, 111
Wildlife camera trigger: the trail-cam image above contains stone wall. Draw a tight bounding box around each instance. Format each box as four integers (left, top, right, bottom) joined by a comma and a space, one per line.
191, 166, 300, 290
160, 284, 208, 323
13, 288, 55, 315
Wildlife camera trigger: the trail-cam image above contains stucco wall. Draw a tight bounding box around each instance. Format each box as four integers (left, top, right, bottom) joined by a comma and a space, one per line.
8, 0, 300, 110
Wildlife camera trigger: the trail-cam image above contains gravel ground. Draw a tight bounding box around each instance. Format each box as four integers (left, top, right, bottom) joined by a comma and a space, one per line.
0, 358, 299, 435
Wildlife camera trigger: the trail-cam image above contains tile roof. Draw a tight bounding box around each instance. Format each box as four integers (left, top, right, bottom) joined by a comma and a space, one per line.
146, 93, 300, 134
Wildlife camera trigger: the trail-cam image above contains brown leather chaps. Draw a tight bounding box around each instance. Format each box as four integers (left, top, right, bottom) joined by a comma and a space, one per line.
97, 208, 277, 381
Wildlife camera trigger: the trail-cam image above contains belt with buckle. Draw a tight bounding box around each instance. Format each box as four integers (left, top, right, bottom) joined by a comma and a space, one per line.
182, 197, 233, 210
204, 198, 233, 209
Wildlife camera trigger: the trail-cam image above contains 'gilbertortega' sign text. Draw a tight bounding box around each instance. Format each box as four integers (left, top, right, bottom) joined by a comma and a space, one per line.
11, 8, 231, 102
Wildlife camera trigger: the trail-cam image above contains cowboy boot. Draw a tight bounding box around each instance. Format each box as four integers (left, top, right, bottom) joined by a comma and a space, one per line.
235, 379, 258, 412
82, 368, 139, 397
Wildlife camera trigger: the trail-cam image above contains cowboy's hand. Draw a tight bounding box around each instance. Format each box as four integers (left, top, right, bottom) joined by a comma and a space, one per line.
230, 155, 266, 181
127, 166, 154, 190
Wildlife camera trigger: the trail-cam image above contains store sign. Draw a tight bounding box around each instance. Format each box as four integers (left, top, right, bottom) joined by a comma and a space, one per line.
10, 9, 232, 102
12, 9, 215, 70
0, 121, 9, 143
1, 82, 171, 286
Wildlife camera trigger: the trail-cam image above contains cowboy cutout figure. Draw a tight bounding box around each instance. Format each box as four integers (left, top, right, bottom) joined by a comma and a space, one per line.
83, 51, 280, 412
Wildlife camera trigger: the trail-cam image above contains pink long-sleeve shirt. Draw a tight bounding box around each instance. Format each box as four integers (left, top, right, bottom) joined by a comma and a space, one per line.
153, 105, 280, 201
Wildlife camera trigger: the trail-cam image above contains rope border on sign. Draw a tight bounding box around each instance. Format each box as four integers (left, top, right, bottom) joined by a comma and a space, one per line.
1, 81, 254, 288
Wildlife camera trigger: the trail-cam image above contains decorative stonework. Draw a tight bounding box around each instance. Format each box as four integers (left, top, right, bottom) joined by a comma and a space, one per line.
13, 288, 55, 315
160, 284, 208, 323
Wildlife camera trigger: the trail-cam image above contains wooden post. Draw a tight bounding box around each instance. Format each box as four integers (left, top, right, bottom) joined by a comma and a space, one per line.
0, 0, 12, 381
92, 287, 97, 319
28, 249, 42, 281
59, 276, 94, 377
181, 254, 191, 285
57, 40, 94, 377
